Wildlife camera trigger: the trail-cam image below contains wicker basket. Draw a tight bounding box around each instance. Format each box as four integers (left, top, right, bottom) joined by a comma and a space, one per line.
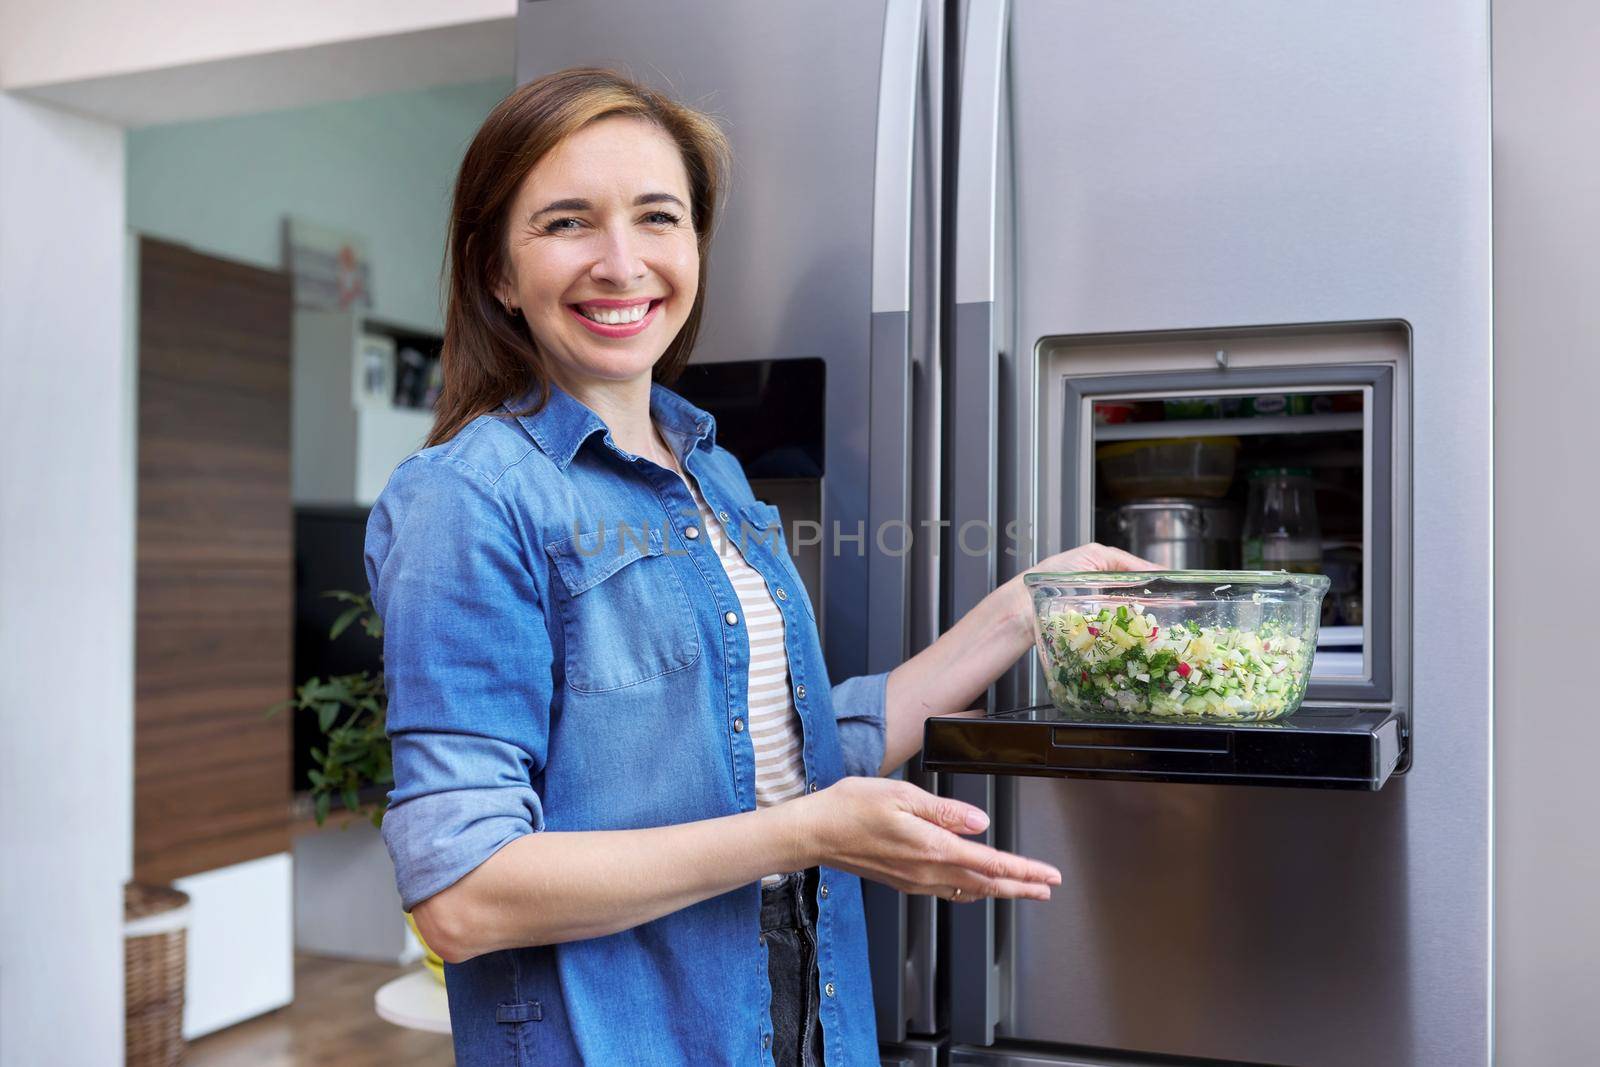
124, 882, 192, 1067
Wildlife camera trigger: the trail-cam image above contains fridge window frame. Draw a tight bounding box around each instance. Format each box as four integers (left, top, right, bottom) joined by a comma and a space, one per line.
1059, 363, 1397, 706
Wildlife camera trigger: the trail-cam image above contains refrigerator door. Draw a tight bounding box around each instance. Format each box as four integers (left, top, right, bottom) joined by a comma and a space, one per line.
948, 3, 1490, 1066
946, 0, 1010, 1045
516, 0, 944, 1045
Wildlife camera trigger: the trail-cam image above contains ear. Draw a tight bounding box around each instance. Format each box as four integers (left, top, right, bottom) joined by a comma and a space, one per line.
493, 279, 515, 308
492, 263, 519, 310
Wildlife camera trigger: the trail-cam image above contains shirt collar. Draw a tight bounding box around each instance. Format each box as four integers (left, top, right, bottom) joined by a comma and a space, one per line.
503, 379, 717, 471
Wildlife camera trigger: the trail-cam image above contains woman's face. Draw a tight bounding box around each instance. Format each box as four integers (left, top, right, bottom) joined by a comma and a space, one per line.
499, 115, 699, 390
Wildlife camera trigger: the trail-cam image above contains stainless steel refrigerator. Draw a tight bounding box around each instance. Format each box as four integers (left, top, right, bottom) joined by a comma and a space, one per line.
515, 3, 1491, 1065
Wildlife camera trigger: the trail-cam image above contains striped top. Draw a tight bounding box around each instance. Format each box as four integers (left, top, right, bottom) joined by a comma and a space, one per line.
683, 477, 808, 882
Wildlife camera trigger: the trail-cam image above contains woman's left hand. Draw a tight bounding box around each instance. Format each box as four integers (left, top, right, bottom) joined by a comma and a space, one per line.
877, 542, 1159, 775
998, 543, 1157, 629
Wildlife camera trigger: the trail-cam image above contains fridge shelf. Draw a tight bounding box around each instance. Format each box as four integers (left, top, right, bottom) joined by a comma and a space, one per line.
1094, 412, 1363, 442
923, 704, 1405, 790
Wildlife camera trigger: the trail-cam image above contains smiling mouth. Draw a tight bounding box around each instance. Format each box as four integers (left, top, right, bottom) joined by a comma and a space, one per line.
570, 299, 662, 325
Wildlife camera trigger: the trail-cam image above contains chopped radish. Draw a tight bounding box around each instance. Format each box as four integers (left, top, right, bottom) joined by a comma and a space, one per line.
1176, 662, 1192, 678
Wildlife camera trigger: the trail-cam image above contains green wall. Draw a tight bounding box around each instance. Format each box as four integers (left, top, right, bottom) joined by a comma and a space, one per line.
127, 78, 512, 333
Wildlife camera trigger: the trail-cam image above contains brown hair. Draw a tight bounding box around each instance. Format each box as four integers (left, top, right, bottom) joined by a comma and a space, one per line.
426, 68, 731, 447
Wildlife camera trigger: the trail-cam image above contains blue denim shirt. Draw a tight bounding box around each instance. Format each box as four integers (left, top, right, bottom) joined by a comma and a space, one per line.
365, 380, 889, 1066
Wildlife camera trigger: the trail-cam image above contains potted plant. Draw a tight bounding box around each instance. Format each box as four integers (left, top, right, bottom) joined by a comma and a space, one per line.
268, 592, 444, 981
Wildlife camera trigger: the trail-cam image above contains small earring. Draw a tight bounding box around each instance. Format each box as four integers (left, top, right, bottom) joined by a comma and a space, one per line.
504, 302, 519, 316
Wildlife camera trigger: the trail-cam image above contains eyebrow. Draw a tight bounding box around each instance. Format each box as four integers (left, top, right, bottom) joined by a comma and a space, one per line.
529, 192, 687, 220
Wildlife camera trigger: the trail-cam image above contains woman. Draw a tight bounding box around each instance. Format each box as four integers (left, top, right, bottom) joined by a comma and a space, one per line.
367, 68, 1147, 1066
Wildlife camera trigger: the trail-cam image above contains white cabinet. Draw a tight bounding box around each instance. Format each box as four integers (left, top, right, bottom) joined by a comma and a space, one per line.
293, 817, 422, 965
292, 309, 438, 506
173, 854, 294, 1040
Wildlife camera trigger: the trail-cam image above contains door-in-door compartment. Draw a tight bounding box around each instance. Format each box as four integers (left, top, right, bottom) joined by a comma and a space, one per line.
924, 705, 1404, 790
1041, 323, 1409, 711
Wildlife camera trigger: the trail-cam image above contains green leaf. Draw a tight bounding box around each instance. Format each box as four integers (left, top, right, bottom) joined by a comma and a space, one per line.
314, 791, 331, 825
317, 701, 342, 733
328, 604, 365, 641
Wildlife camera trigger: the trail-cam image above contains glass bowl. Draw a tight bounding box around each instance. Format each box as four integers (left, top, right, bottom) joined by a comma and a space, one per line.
1026, 570, 1330, 722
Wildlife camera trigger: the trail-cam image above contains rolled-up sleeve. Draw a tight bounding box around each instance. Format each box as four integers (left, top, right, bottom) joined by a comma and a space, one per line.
365, 455, 553, 912
830, 671, 890, 778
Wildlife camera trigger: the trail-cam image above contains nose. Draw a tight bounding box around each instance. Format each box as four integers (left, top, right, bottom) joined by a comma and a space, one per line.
589, 222, 647, 287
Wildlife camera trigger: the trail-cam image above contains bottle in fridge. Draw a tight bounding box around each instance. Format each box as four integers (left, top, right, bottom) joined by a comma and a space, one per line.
1242, 466, 1322, 573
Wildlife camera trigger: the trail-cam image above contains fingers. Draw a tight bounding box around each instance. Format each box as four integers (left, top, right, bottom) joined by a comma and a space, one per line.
938, 835, 1061, 888
1029, 543, 1159, 576
899, 784, 990, 836
948, 877, 1054, 903
852, 782, 1057, 905
1093, 544, 1159, 571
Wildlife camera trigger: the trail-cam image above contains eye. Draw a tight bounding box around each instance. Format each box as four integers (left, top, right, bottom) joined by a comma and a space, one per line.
643, 211, 682, 227
542, 217, 583, 233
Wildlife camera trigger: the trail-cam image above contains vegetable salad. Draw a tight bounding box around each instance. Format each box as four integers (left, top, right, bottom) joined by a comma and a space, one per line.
1037, 602, 1312, 721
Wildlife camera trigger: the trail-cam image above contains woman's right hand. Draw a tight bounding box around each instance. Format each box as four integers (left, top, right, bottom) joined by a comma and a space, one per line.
791, 777, 1061, 902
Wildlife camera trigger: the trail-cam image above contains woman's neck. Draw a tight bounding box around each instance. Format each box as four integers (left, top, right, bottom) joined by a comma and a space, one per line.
553, 371, 673, 467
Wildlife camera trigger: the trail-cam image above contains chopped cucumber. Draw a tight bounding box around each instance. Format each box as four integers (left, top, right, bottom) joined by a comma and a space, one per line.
1036, 605, 1313, 721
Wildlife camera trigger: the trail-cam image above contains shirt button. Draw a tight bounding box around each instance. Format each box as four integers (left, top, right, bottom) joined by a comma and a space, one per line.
795, 684, 807, 700
775, 587, 788, 601
724, 610, 739, 626
824, 982, 836, 998
733, 717, 745, 733
718, 509, 731, 523
684, 525, 700, 540
762, 1034, 772, 1049
808, 782, 818, 793
819, 883, 829, 899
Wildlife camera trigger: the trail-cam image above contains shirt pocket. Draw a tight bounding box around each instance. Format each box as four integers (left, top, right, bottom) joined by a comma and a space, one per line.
544, 522, 701, 693
736, 501, 816, 621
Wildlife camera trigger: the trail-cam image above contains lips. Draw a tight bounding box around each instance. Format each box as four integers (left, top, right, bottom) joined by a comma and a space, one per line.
565, 298, 663, 338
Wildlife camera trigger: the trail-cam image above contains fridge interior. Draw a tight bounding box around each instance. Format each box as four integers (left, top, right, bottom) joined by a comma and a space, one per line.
1090, 386, 1368, 681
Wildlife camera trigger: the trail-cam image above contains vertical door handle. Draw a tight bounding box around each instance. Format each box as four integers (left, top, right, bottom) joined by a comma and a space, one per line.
865, 0, 926, 1042
867, 0, 923, 677
947, 0, 1008, 1047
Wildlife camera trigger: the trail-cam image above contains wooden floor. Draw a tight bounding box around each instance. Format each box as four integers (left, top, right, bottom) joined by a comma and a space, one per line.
186, 953, 454, 1067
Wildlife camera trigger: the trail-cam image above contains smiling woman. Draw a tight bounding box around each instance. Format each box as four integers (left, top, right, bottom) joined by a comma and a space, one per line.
497, 117, 698, 373
368, 68, 1093, 1067
425, 69, 728, 449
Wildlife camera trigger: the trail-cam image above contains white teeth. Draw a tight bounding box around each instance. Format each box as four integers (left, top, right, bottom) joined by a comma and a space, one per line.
579, 302, 650, 325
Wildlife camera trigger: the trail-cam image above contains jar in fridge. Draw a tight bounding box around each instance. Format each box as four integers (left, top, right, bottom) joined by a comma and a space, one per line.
1242, 467, 1322, 573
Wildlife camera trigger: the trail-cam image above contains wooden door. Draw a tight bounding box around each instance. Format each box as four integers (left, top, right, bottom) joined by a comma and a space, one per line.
134, 236, 292, 883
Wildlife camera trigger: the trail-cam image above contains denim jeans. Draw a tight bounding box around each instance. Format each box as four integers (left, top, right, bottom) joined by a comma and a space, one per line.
762, 868, 826, 1066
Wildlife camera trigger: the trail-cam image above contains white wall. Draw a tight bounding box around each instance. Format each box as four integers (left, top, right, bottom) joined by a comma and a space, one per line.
0, 0, 514, 89
126, 78, 511, 332
0, 5, 508, 1062
1492, 1, 1600, 1063
0, 92, 131, 1067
